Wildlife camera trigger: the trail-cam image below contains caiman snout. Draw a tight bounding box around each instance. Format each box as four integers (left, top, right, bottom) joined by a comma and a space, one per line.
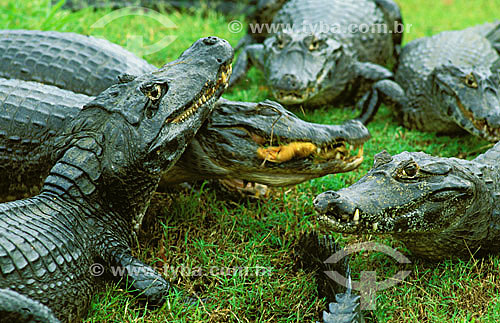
313, 190, 356, 216
202, 36, 219, 45
271, 73, 310, 103
277, 74, 301, 91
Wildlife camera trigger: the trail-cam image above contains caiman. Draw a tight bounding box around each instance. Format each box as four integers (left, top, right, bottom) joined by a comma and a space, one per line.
0, 30, 370, 203
0, 36, 234, 322
0, 78, 368, 204
358, 22, 500, 142
229, 0, 403, 122
313, 142, 500, 261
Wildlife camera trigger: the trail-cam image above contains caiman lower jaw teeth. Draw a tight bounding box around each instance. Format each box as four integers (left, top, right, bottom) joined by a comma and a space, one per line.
169, 63, 232, 124
353, 209, 360, 225
456, 99, 500, 140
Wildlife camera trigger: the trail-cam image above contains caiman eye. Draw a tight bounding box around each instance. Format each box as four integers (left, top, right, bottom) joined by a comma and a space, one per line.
141, 83, 167, 118
141, 83, 166, 101
147, 84, 162, 100
276, 37, 285, 49
464, 73, 478, 88
309, 39, 320, 51
401, 161, 419, 178
275, 33, 288, 49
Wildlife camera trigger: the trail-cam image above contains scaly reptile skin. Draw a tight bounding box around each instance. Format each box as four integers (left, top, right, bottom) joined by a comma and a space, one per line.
0, 30, 371, 203
0, 36, 233, 322
230, 0, 402, 122
0, 77, 369, 202
358, 22, 500, 141
314, 142, 500, 261
0, 29, 154, 96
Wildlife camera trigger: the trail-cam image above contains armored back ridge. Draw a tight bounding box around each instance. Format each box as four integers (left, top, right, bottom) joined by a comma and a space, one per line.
0, 36, 233, 322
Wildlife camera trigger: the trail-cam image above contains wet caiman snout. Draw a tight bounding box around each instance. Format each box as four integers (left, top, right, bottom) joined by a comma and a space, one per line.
179, 36, 234, 69
313, 190, 339, 213
275, 73, 301, 91
313, 190, 356, 216
202, 36, 219, 45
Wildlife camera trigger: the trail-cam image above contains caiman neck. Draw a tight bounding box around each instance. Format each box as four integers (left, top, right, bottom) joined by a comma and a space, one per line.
41, 136, 159, 231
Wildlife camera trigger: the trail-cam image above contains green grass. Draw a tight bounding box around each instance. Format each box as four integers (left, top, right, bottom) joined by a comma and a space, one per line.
2, 0, 499, 321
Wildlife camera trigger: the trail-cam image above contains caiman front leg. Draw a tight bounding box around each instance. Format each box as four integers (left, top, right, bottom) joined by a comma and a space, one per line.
352, 61, 394, 124
229, 44, 265, 87
103, 243, 197, 305
112, 251, 171, 304
355, 78, 416, 128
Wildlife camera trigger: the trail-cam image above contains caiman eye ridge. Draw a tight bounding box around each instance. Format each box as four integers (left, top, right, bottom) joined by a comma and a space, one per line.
256, 140, 364, 164
456, 99, 500, 140
169, 63, 232, 124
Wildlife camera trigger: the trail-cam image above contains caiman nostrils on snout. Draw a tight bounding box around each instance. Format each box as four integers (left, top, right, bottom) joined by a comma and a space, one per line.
256, 140, 364, 166
272, 73, 315, 103
168, 63, 232, 124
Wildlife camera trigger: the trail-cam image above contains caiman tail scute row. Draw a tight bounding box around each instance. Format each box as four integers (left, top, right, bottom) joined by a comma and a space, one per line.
0, 37, 233, 322
0, 29, 156, 95
0, 289, 60, 323
314, 142, 500, 260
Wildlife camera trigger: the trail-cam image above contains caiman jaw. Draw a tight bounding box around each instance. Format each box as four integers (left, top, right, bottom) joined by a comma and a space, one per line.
273, 88, 315, 104
456, 99, 500, 141
317, 208, 374, 234
168, 63, 232, 124
256, 141, 364, 165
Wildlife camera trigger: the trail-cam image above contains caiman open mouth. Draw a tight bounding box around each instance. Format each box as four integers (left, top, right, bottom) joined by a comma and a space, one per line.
256, 140, 364, 165
317, 188, 467, 234
456, 99, 500, 140
168, 63, 232, 124
317, 208, 368, 233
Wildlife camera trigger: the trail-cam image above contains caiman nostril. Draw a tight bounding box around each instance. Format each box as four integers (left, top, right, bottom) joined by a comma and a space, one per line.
203, 37, 218, 45
324, 190, 340, 199
278, 74, 300, 90
313, 190, 340, 213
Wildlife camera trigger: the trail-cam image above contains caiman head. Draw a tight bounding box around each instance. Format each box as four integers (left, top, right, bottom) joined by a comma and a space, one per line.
262, 30, 352, 106
431, 61, 500, 142
167, 99, 369, 186
313, 150, 495, 260
49, 37, 233, 228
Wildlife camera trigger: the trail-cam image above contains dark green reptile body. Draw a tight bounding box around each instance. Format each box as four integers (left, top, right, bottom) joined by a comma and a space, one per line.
0, 36, 233, 322
314, 142, 500, 260
0, 30, 154, 96
230, 0, 402, 119
361, 23, 500, 141
0, 30, 371, 202
0, 30, 368, 322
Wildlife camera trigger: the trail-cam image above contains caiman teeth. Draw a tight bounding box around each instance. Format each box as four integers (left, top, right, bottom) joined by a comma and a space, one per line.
256, 141, 364, 164
169, 63, 232, 124
456, 99, 500, 140
353, 209, 360, 225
